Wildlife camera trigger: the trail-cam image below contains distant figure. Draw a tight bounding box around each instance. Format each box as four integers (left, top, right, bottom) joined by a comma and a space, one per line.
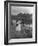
12, 20, 16, 25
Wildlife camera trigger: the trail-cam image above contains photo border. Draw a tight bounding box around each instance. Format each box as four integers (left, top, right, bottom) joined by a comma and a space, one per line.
4, 1, 37, 45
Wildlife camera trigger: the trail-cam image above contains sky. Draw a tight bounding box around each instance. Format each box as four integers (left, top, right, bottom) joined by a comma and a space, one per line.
11, 6, 34, 15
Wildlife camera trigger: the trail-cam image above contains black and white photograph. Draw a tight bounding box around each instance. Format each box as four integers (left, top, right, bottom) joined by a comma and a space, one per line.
10, 5, 32, 38
4, 1, 37, 45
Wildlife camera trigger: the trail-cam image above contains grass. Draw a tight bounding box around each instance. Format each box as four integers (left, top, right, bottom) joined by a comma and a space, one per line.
10, 25, 32, 39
